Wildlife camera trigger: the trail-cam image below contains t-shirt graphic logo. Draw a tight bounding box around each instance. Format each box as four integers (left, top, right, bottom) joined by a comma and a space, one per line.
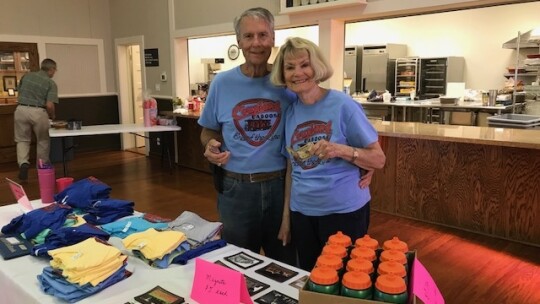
291, 120, 332, 169
232, 98, 282, 146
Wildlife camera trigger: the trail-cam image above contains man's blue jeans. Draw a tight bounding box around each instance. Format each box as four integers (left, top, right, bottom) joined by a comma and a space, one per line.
218, 175, 297, 266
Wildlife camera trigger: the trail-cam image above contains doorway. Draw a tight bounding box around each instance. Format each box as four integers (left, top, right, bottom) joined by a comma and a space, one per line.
115, 36, 147, 154
128, 45, 145, 152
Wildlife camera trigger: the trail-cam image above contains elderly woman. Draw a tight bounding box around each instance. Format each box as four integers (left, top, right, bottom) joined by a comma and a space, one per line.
270, 37, 386, 270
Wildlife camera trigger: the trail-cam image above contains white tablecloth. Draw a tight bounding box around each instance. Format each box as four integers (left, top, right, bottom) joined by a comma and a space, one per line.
0, 201, 307, 304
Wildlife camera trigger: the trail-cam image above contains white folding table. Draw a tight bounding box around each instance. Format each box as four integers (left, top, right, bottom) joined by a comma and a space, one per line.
0, 201, 308, 304
49, 124, 181, 176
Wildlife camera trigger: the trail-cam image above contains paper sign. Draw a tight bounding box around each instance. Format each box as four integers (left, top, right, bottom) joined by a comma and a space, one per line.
446, 82, 465, 98
6, 178, 33, 213
412, 258, 445, 304
191, 258, 253, 304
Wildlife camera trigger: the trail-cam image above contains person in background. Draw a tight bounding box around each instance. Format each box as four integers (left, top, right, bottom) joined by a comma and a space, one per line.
14, 58, 58, 181
198, 8, 296, 265
270, 37, 386, 271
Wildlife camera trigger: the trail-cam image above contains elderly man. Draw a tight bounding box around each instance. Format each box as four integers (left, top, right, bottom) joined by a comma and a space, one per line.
14, 58, 58, 181
198, 7, 296, 266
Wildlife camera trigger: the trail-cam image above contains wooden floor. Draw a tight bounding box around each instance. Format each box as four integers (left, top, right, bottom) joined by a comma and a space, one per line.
0, 151, 539, 303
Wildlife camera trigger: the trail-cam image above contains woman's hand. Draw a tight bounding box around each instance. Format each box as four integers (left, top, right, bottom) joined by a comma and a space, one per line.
311, 139, 338, 160
277, 217, 291, 246
359, 169, 374, 189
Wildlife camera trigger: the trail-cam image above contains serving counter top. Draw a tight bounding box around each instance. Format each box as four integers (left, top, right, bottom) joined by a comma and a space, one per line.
161, 110, 201, 119
371, 120, 540, 150
159, 110, 540, 150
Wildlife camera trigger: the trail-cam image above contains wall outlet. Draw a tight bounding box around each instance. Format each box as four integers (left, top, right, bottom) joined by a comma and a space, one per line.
161, 72, 167, 82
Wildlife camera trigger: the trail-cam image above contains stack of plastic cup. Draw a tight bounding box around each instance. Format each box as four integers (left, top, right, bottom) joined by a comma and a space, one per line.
38, 167, 56, 204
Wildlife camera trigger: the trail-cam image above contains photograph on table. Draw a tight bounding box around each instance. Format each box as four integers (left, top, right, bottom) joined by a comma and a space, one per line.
254, 290, 298, 304
134, 285, 185, 304
214, 260, 233, 269
224, 251, 263, 269
255, 262, 298, 283
245, 275, 270, 296
0, 234, 33, 260
3, 76, 17, 91
288, 275, 308, 290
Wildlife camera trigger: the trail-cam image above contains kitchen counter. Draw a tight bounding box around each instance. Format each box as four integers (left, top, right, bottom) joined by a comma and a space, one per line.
370, 120, 540, 246
157, 111, 539, 245
356, 98, 521, 124
160, 110, 208, 172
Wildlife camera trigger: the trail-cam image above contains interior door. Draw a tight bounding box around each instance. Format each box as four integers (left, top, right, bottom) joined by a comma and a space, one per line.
129, 45, 144, 148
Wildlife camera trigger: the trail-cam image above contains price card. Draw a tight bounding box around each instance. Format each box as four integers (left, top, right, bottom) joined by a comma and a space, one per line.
412, 258, 445, 304
6, 178, 33, 213
191, 258, 253, 304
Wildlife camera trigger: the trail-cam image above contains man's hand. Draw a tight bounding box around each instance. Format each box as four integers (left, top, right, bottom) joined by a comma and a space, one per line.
45, 101, 55, 120
203, 139, 230, 167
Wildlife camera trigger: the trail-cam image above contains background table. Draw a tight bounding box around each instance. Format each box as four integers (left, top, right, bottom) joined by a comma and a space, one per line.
50, 124, 181, 176
0, 201, 307, 304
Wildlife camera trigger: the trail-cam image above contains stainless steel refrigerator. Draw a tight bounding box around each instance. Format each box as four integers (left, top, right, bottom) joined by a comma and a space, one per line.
344, 44, 407, 95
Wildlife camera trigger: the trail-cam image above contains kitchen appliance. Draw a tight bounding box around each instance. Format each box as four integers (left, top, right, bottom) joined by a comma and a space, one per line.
395, 57, 419, 98
343, 46, 362, 94
418, 57, 464, 100
201, 58, 224, 83
343, 44, 407, 95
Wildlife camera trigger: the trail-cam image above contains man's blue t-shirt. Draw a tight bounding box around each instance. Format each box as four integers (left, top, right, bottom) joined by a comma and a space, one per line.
198, 66, 292, 173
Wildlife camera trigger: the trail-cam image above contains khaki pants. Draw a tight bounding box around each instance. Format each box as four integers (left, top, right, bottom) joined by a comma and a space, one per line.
14, 106, 51, 166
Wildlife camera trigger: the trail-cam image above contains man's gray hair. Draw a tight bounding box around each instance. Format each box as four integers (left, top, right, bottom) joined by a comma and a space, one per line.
41, 58, 57, 71
233, 7, 275, 41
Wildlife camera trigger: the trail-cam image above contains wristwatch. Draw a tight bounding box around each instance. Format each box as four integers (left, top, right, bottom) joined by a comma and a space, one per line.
351, 147, 358, 163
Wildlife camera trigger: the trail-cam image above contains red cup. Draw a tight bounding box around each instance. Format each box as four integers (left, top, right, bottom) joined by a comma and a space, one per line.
56, 177, 74, 193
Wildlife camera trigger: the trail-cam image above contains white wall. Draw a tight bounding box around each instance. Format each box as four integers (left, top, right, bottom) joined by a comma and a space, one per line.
109, 0, 172, 96
185, 2, 540, 94
187, 26, 319, 88
346, 2, 540, 90
0, 0, 114, 94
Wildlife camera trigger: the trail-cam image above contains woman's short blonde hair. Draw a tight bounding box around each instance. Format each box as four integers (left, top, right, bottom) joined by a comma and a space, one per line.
270, 37, 333, 87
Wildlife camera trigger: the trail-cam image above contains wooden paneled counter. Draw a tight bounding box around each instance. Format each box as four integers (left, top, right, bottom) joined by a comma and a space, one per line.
159, 111, 539, 245
370, 120, 540, 246
162, 111, 210, 173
